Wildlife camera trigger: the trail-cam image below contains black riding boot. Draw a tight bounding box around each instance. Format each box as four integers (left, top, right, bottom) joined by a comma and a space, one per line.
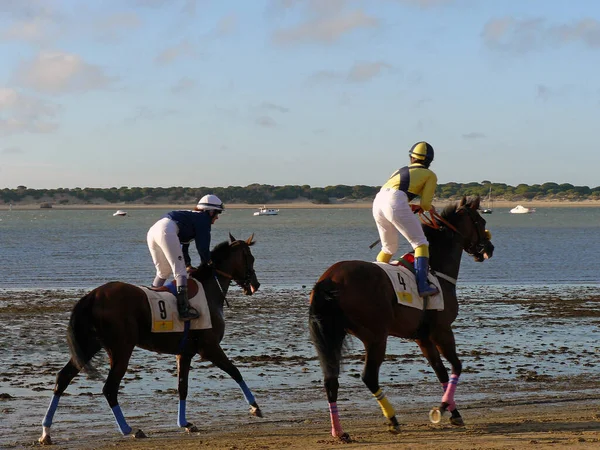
176, 285, 199, 320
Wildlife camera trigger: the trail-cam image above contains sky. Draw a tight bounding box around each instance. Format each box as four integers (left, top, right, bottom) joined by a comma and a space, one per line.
1, 0, 599, 189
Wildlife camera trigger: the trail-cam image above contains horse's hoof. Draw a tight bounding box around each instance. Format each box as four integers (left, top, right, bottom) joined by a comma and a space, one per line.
185, 423, 199, 433
250, 405, 263, 418
132, 429, 147, 439
429, 407, 443, 424
388, 416, 401, 434
338, 432, 352, 443
450, 416, 465, 427
38, 435, 52, 445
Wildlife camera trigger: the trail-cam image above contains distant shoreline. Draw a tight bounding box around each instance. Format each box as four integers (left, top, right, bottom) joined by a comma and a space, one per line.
2, 199, 600, 211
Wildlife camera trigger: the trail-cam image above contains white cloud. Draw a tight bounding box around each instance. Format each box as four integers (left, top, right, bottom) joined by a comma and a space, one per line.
462, 132, 486, 140
256, 116, 277, 127
170, 77, 197, 94
2, 146, 23, 154
14, 51, 114, 93
482, 17, 600, 54
94, 12, 141, 41
0, 87, 60, 135
0, 0, 55, 20
273, 10, 378, 45
260, 102, 289, 113
308, 61, 392, 84
392, 0, 455, 8
1, 17, 57, 42
347, 61, 391, 82
215, 13, 237, 36
155, 40, 198, 65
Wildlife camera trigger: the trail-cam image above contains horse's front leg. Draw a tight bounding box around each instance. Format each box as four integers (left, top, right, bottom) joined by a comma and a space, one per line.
176, 354, 199, 432
199, 344, 263, 418
363, 340, 400, 434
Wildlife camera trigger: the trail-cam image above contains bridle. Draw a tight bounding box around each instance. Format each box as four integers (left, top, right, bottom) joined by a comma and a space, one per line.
418, 205, 490, 259
213, 241, 256, 294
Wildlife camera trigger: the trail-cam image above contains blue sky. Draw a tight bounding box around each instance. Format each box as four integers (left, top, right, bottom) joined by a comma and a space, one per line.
1, 0, 599, 189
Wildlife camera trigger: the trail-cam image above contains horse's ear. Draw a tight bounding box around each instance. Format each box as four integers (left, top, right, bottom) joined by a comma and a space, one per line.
459, 196, 467, 208
246, 233, 255, 246
229, 232, 236, 243
472, 195, 481, 209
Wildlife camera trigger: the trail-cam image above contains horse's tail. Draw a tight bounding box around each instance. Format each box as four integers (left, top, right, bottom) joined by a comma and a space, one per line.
308, 278, 347, 379
67, 291, 101, 378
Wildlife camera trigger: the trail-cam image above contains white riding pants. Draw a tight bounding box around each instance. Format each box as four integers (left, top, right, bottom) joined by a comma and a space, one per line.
147, 217, 187, 286
372, 188, 428, 256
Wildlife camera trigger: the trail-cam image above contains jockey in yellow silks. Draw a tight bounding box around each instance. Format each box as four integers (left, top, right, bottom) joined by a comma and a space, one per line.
372, 141, 439, 297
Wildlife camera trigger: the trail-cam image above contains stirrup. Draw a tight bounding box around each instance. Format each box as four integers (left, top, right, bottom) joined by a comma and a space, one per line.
179, 307, 200, 320
418, 285, 439, 298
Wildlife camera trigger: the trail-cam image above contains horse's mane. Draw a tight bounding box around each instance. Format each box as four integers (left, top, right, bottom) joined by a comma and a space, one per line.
189, 240, 233, 281
425, 196, 478, 242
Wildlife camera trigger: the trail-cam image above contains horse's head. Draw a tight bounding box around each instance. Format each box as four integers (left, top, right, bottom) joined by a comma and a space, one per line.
452, 196, 494, 262
211, 233, 260, 295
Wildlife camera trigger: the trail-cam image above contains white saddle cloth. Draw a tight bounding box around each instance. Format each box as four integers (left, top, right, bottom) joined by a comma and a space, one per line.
373, 261, 444, 311
140, 279, 212, 332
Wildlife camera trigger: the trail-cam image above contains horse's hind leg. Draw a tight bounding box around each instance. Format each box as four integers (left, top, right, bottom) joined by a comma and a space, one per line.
103, 345, 144, 437
199, 344, 263, 418
175, 354, 198, 432
362, 340, 401, 434
418, 333, 464, 426
39, 359, 82, 445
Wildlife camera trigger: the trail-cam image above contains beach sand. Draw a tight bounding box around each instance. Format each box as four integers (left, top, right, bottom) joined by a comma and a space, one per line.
64, 399, 600, 450
2, 199, 600, 211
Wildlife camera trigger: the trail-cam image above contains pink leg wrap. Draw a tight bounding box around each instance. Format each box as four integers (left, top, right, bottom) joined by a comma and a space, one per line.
441, 374, 459, 409
328, 402, 344, 437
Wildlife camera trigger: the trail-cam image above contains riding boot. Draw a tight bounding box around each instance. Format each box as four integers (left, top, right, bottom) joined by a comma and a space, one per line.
415, 256, 439, 297
176, 285, 200, 320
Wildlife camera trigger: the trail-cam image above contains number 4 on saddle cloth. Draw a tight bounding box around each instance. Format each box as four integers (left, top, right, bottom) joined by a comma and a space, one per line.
374, 254, 444, 311
141, 279, 213, 332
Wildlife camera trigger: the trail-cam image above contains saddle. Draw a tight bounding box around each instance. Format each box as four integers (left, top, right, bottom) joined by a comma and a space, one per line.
149, 278, 200, 298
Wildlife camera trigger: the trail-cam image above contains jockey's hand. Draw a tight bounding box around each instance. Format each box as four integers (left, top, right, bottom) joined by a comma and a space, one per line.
410, 204, 423, 214
186, 265, 196, 273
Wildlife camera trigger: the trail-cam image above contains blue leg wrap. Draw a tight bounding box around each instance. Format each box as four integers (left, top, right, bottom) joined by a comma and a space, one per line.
238, 381, 255, 405
111, 405, 132, 435
42, 394, 60, 427
178, 400, 187, 427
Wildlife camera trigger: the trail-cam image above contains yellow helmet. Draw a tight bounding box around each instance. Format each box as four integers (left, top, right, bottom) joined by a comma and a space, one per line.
408, 141, 434, 164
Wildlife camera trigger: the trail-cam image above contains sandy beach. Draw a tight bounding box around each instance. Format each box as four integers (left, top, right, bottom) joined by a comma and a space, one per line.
2, 198, 600, 211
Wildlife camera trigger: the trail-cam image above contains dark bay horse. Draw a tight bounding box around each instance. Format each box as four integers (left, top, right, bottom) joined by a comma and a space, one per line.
39, 234, 261, 445
309, 197, 494, 441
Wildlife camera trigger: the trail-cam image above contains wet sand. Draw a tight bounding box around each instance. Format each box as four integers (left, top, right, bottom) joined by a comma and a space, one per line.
2, 198, 600, 211
1, 287, 599, 449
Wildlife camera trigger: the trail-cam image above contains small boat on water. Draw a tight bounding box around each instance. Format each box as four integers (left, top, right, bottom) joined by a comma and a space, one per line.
480, 186, 493, 214
253, 206, 279, 216
113, 210, 127, 217
509, 205, 535, 214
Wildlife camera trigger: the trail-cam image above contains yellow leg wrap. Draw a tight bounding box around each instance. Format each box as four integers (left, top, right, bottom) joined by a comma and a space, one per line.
415, 244, 429, 258
376, 251, 392, 263
373, 388, 396, 419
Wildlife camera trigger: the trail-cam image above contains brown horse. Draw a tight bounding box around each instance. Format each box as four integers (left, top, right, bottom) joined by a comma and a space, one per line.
309, 197, 494, 441
39, 234, 261, 445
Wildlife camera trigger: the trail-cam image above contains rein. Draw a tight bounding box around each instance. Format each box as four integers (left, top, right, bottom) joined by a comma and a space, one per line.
418, 207, 459, 234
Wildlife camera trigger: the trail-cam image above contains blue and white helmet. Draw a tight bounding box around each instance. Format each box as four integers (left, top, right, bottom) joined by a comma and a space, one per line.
197, 194, 224, 211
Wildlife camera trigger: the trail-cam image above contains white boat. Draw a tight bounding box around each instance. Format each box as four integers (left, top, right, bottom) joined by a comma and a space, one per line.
253, 206, 279, 216
509, 205, 535, 214
480, 186, 493, 214
113, 210, 127, 216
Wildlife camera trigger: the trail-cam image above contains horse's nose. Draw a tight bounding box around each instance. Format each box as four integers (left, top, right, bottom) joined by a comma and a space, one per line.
251, 281, 261, 293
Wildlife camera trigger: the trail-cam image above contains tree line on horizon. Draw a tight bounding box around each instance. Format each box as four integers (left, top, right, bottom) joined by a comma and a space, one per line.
2, 181, 599, 205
